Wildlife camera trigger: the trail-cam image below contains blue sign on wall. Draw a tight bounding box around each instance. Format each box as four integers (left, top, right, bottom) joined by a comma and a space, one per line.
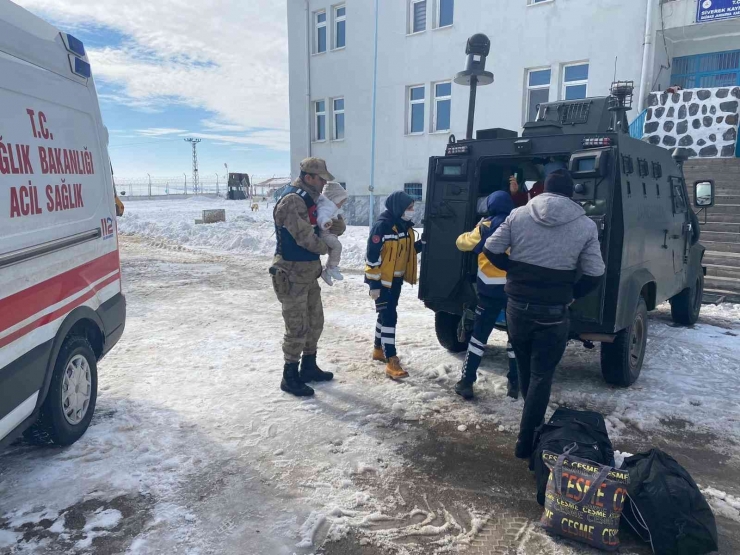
697, 0, 740, 22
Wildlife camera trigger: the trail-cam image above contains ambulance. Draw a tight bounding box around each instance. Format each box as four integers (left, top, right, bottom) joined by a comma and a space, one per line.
0, 0, 125, 448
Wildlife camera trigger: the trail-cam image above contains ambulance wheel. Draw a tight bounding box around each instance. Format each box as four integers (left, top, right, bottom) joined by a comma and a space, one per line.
24, 336, 98, 446
435, 312, 468, 353
670, 274, 703, 326
600, 297, 647, 387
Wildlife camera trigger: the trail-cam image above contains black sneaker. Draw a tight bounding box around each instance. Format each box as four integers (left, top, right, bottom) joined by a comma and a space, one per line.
281, 363, 315, 397
454, 379, 475, 400
299, 354, 334, 382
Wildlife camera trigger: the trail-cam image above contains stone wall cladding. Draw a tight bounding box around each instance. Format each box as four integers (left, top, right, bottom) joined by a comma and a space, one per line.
644, 87, 740, 158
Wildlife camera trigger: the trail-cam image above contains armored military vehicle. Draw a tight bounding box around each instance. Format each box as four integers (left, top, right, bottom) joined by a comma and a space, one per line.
419, 34, 710, 387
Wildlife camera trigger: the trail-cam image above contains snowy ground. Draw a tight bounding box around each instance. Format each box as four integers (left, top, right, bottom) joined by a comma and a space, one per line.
1, 197, 740, 555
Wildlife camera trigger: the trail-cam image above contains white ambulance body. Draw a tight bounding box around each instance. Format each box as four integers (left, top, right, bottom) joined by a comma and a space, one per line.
0, 0, 125, 447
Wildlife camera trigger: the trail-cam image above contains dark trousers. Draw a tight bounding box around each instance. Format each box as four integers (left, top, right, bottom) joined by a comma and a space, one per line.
506, 300, 569, 440
374, 278, 403, 358
462, 295, 518, 385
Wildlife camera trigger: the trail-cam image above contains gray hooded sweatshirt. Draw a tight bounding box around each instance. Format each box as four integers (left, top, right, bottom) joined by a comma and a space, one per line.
484, 193, 605, 305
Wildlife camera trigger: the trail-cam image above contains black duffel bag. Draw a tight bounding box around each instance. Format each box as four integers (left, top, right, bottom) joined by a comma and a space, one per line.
623, 449, 718, 555
532, 408, 615, 506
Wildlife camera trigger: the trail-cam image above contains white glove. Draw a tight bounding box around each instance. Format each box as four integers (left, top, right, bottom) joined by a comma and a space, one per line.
369, 289, 381, 300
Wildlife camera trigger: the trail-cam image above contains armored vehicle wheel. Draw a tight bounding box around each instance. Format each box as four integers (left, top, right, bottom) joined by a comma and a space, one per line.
600, 297, 647, 387
435, 312, 468, 352
670, 274, 704, 326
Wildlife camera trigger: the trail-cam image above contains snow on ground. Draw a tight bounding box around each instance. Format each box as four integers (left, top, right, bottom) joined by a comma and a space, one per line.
117, 196, 373, 270
1, 197, 739, 554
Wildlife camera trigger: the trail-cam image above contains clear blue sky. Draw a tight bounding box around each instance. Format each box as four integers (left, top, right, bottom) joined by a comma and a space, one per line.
16, 0, 290, 181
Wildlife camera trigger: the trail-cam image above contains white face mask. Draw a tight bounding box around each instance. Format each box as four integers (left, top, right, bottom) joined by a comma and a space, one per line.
402, 210, 414, 221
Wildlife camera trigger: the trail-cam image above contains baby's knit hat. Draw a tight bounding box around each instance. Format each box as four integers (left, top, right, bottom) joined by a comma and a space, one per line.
323, 182, 349, 205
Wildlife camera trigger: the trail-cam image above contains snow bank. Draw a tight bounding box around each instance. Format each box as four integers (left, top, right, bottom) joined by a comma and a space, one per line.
117, 196, 373, 270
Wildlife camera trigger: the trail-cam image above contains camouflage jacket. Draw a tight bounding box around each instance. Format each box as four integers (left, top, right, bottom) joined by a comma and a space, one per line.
272, 177, 346, 283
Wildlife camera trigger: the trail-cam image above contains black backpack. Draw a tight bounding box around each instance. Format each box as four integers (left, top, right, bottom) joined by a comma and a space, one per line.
623, 449, 718, 555
531, 408, 615, 506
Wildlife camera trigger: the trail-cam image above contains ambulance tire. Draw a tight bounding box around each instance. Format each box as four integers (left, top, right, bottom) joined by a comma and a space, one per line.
600, 297, 647, 387
435, 312, 468, 353
24, 336, 98, 446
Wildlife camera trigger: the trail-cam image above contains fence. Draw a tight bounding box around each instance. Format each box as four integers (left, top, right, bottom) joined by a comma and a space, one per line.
114, 175, 291, 198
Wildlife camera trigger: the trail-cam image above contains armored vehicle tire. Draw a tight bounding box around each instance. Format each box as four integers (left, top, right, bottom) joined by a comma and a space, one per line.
670, 274, 704, 326
435, 311, 468, 353
600, 297, 648, 387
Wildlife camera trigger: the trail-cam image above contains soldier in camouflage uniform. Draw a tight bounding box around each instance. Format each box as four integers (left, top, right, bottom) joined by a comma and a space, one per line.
271, 158, 346, 396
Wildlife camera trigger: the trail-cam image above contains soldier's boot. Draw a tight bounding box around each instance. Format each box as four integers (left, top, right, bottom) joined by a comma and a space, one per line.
299, 354, 334, 382
385, 356, 409, 380
281, 362, 315, 397
372, 347, 386, 362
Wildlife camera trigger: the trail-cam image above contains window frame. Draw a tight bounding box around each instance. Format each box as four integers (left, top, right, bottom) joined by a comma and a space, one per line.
407, 85, 426, 135
332, 97, 345, 141
562, 62, 589, 101
404, 182, 423, 202
314, 10, 327, 54
314, 100, 326, 142
333, 4, 346, 50
432, 81, 452, 133
436, 0, 454, 29
409, 0, 427, 35
525, 67, 551, 123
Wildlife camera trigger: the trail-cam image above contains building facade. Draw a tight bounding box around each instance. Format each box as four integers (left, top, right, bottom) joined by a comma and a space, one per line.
287, 0, 740, 212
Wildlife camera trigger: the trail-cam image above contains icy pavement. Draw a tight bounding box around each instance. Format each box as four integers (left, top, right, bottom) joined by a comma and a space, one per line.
0, 198, 739, 554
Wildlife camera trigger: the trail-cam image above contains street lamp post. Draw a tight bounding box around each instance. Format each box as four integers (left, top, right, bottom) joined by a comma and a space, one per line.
215, 173, 219, 196
147, 173, 152, 198
183, 173, 187, 196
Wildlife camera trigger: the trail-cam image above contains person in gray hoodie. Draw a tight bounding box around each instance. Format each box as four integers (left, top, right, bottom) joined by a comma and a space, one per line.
483, 169, 605, 459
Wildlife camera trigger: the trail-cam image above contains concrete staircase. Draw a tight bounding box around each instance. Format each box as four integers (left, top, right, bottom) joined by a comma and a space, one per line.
684, 158, 740, 302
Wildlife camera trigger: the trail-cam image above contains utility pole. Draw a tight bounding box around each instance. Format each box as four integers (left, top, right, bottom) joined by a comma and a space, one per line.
184, 138, 202, 194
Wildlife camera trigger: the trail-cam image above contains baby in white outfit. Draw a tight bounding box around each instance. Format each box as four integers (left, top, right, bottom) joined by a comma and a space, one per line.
317, 181, 349, 286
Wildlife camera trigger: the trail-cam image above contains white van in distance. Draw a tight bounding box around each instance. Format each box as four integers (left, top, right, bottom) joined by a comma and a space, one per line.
0, 0, 125, 448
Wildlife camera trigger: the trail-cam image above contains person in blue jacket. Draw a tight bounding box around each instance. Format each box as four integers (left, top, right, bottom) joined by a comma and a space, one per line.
454, 190, 519, 400
365, 192, 423, 380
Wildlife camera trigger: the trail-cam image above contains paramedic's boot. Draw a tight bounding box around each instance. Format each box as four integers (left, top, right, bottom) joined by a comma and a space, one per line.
281, 362, 314, 397
372, 347, 386, 362
385, 356, 409, 380
320, 269, 334, 286
328, 266, 344, 281
454, 379, 475, 401
299, 354, 334, 382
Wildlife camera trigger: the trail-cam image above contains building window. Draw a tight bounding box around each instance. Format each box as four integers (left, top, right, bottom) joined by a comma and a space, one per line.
410, 0, 427, 34
404, 183, 423, 201
526, 68, 551, 122
563, 63, 589, 100
438, 0, 453, 27
433, 82, 452, 132
315, 11, 327, 54
671, 50, 740, 89
333, 98, 345, 140
334, 5, 346, 49
408, 85, 425, 134
315, 100, 326, 141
